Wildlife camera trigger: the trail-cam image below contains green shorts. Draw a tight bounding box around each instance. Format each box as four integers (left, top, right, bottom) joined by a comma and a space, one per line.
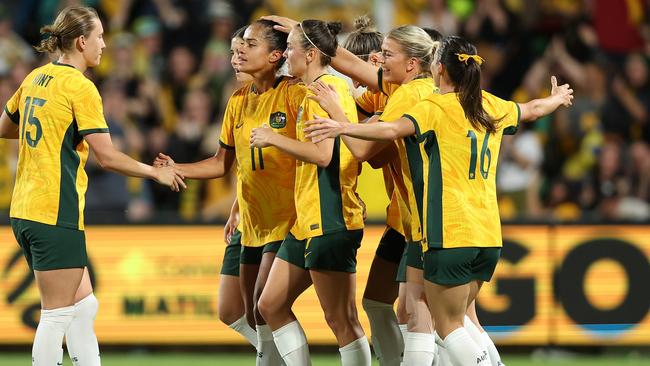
423, 247, 501, 286
11, 218, 87, 271
375, 227, 406, 264
220, 229, 242, 276
240, 240, 282, 265
396, 241, 424, 282
277, 230, 363, 273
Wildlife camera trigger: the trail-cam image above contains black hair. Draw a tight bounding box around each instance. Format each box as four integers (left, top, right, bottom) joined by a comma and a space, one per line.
438, 36, 502, 133
298, 19, 342, 66
251, 19, 288, 69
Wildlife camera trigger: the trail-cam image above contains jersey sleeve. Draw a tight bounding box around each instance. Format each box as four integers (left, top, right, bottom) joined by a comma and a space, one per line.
403, 98, 441, 139
73, 81, 109, 135
4, 87, 22, 125
378, 86, 411, 122
502, 101, 521, 135
218, 93, 238, 150
355, 90, 376, 119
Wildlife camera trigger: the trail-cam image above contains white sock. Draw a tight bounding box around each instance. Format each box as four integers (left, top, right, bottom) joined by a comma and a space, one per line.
272, 321, 311, 366
229, 315, 257, 347
434, 332, 452, 366
398, 324, 407, 364
402, 332, 436, 366
66, 294, 101, 366
444, 327, 490, 366
33, 306, 74, 366
339, 336, 372, 366
480, 332, 504, 366
362, 298, 402, 365
464, 316, 492, 365
256, 324, 284, 366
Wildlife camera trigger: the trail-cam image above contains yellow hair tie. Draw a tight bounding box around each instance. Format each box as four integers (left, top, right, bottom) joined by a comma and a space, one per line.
456, 53, 484, 65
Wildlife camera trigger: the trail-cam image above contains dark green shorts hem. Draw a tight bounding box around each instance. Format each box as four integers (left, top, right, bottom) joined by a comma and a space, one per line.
221, 229, 242, 276
11, 218, 87, 271
396, 241, 423, 282
277, 230, 363, 273
376, 227, 406, 264
240, 240, 282, 265
423, 247, 501, 286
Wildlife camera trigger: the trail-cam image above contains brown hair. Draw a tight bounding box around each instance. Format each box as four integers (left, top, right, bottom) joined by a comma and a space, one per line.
35, 6, 99, 54
298, 19, 342, 66
342, 15, 382, 61
437, 36, 502, 133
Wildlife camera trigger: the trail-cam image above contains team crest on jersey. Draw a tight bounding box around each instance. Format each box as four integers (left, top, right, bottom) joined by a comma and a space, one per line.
269, 111, 287, 129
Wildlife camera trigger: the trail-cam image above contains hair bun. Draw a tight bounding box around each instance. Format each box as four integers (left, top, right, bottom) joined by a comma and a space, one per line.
326, 21, 343, 37
353, 15, 375, 33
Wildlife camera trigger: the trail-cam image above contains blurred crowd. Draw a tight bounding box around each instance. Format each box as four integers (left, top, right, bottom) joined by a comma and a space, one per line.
0, 0, 648, 223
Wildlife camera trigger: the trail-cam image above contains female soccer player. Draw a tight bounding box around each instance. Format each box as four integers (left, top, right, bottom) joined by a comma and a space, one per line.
320, 23, 441, 365
154, 19, 304, 365
214, 25, 257, 347
251, 19, 371, 366
0, 6, 184, 366
308, 15, 408, 366
304, 36, 573, 366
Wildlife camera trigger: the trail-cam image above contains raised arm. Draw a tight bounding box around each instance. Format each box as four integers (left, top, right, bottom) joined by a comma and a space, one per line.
518, 76, 573, 122
304, 116, 415, 143
262, 15, 380, 90
250, 124, 334, 168
154, 146, 236, 179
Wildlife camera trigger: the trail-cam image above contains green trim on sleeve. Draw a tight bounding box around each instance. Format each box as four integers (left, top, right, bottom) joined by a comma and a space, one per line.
378, 68, 387, 96
4, 106, 19, 124
78, 128, 109, 136
356, 103, 373, 118
503, 103, 521, 136
403, 114, 422, 139
219, 140, 235, 150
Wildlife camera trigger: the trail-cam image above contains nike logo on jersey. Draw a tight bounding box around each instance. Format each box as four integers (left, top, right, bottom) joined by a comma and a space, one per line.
235, 121, 244, 129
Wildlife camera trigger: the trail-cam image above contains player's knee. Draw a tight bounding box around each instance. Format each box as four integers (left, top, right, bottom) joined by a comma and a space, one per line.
74, 293, 99, 320
218, 304, 244, 325
256, 294, 278, 321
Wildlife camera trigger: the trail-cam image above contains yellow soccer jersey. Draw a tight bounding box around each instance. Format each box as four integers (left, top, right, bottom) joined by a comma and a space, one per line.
4, 62, 109, 230
291, 74, 364, 240
378, 77, 436, 242
219, 77, 306, 247
404, 91, 520, 250
355, 89, 407, 236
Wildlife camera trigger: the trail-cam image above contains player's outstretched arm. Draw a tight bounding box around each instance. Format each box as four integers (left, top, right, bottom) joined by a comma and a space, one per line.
250, 124, 334, 168
154, 147, 235, 180
85, 132, 186, 192
304, 116, 415, 143
519, 76, 573, 122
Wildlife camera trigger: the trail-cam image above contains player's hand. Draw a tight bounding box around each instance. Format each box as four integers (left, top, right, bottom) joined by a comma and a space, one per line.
304, 115, 344, 143
260, 15, 299, 33
250, 124, 276, 148
154, 165, 186, 192
550, 76, 573, 107
307, 81, 342, 117
154, 152, 175, 167
224, 210, 240, 244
